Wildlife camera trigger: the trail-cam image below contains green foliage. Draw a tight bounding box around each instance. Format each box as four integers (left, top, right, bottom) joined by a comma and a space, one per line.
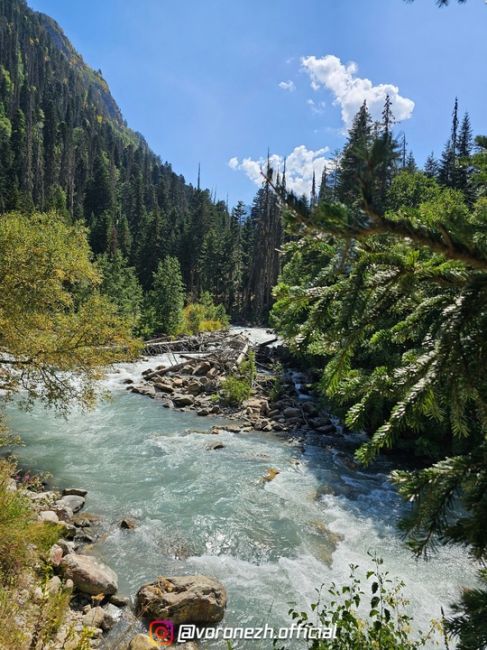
96, 251, 143, 328
220, 350, 256, 406
0, 0, 253, 317
272, 98, 487, 645
145, 256, 185, 336
0, 461, 62, 586
0, 211, 140, 415
179, 291, 230, 335
280, 555, 441, 649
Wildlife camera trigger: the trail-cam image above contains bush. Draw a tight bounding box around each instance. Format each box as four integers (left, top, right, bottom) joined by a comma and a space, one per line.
220, 351, 256, 406
279, 554, 442, 650
179, 292, 230, 335
220, 375, 253, 405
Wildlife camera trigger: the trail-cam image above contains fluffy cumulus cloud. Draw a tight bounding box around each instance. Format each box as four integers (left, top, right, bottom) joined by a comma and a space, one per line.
301, 54, 415, 128
278, 80, 296, 92
228, 145, 332, 197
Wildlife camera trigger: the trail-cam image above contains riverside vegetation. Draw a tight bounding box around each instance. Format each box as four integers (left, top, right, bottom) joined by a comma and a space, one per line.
0, 0, 485, 648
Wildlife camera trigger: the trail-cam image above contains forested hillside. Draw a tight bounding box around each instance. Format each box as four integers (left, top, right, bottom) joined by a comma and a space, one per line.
0, 0, 286, 321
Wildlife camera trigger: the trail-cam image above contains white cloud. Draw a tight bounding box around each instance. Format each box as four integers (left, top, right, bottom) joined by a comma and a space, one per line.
278, 80, 296, 92
301, 54, 415, 128
228, 145, 332, 197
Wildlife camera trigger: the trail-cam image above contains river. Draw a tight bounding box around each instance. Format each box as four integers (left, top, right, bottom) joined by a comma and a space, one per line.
5, 339, 477, 649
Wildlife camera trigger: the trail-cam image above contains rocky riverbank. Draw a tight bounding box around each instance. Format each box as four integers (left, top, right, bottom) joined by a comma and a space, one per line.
11, 474, 227, 649
128, 330, 345, 444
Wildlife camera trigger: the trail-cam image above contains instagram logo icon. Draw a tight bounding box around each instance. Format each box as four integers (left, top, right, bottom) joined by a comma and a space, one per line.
148, 620, 175, 647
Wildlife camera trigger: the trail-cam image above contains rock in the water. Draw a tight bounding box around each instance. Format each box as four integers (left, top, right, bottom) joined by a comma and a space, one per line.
82, 605, 116, 631
135, 575, 227, 625
62, 488, 88, 497
131, 385, 156, 398
206, 441, 225, 451
61, 553, 118, 595
57, 494, 85, 513
38, 510, 59, 524
173, 395, 194, 408
109, 593, 130, 607
263, 468, 280, 482
120, 517, 137, 530
128, 635, 156, 650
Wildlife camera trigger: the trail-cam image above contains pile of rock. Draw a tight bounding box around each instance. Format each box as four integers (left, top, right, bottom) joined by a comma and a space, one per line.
130, 358, 223, 415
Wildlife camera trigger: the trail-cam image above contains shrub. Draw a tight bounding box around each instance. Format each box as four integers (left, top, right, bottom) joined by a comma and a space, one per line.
179, 292, 230, 335
220, 351, 256, 406
279, 554, 442, 650
220, 375, 253, 405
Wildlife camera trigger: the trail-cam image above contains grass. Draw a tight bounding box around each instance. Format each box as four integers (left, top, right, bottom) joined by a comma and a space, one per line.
0, 459, 79, 649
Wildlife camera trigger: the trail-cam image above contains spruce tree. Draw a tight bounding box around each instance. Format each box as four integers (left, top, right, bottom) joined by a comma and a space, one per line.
148, 256, 185, 335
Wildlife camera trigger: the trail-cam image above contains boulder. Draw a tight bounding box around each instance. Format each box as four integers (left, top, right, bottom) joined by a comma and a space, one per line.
52, 503, 74, 521
131, 385, 156, 398
82, 605, 116, 631
193, 361, 212, 376
58, 539, 76, 556
206, 442, 225, 451
38, 510, 59, 524
197, 408, 210, 417
135, 575, 227, 625
49, 544, 64, 567
173, 395, 194, 408
186, 380, 202, 396
154, 382, 174, 394
128, 635, 156, 650
61, 553, 118, 595
120, 517, 137, 530
57, 494, 85, 513
109, 593, 130, 607
63, 488, 88, 497
283, 407, 301, 419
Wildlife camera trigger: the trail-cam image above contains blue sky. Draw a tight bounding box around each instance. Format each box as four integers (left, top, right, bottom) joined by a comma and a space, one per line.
28, 0, 487, 206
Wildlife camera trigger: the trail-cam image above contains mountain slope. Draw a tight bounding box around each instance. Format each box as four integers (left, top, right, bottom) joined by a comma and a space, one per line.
0, 0, 242, 304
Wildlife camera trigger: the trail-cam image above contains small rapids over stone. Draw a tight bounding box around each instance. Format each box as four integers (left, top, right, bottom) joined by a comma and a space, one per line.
5, 333, 476, 648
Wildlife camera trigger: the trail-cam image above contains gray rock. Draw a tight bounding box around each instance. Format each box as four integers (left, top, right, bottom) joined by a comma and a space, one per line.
58, 539, 76, 555
82, 605, 116, 631
154, 382, 174, 394
283, 407, 301, 418
173, 395, 194, 408
186, 380, 202, 396
206, 441, 225, 450
135, 575, 227, 625
109, 593, 130, 607
57, 494, 85, 513
61, 553, 118, 596
193, 361, 212, 376
38, 510, 59, 524
62, 487, 88, 497
120, 517, 137, 530
131, 385, 156, 398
